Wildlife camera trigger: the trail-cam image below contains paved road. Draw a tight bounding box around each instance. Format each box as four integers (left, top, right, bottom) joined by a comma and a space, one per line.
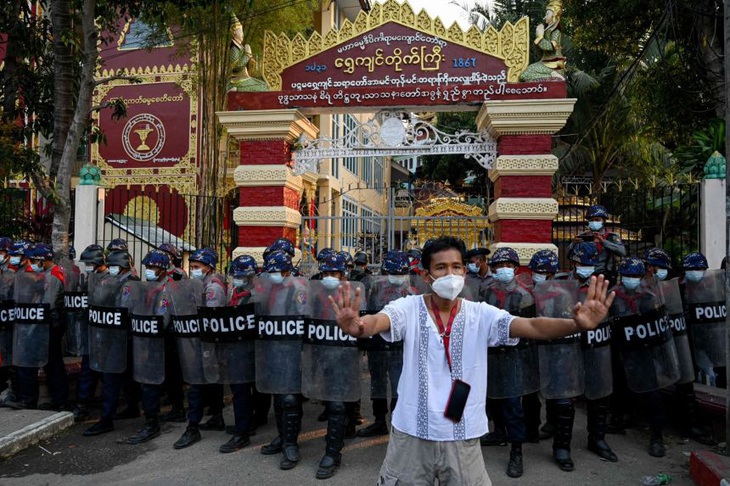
0, 398, 700, 486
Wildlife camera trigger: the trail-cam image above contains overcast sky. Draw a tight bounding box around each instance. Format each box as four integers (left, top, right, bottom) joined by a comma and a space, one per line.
377, 0, 491, 29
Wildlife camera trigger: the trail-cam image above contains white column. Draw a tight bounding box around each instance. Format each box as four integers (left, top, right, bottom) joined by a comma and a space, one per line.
73, 185, 104, 253
701, 178, 726, 268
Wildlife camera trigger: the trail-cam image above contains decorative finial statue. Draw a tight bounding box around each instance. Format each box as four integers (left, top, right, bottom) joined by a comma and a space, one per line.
228, 14, 269, 92
519, 0, 566, 82
703, 151, 726, 179
79, 163, 102, 185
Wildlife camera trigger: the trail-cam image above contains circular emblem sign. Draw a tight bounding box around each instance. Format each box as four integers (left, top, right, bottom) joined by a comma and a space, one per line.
122, 113, 166, 162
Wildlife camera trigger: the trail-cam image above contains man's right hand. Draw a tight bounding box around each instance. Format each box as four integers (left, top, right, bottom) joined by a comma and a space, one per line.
329, 281, 365, 337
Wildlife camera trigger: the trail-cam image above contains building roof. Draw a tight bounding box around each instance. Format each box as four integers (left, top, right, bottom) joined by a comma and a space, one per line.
105, 214, 196, 252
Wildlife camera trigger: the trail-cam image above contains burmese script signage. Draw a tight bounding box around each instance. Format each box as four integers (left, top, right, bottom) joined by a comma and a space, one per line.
98, 83, 191, 168
232, 22, 564, 111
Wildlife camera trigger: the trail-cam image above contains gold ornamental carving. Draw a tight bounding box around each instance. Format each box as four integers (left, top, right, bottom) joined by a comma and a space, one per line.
488, 155, 559, 181
413, 199, 487, 249
233, 206, 302, 229
477, 98, 577, 137
233, 165, 303, 193
262, 0, 529, 89
488, 197, 559, 222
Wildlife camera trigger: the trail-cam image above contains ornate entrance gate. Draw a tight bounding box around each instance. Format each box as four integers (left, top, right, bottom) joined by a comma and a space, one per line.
217, 0, 576, 265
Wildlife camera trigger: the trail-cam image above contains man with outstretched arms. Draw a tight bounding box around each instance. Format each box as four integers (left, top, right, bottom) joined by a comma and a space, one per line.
330, 236, 614, 484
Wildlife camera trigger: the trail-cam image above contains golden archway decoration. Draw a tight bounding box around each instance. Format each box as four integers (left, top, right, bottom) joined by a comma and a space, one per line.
413, 199, 488, 248
262, 0, 529, 89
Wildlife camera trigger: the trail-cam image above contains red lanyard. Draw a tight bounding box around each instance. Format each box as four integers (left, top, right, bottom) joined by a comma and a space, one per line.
430, 297, 459, 371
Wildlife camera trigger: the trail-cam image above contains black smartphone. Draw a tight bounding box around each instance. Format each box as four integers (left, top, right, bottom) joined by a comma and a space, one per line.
580, 234, 595, 242
444, 379, 471, 422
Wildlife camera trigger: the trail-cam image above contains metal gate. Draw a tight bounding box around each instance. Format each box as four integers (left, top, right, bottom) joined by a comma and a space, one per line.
297, 214, 491, 275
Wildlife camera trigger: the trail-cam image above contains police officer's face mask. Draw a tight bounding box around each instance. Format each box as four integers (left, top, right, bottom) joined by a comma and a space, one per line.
466, 262, 479, 274
622, 277, 641, 290
387, 275, 408, 286
588, 221, 603, 231
33, 261, 44, 273
494, 267, 515, 284
83, 264, 95, 273
9, 256, 20, 266
575, 266, 594, 279
322, 276, 340, 290
532, 272, 548, 283
145, 269, 158, 281
685, 270, 705, 283
108, 266, 121, 276
269, 272, 284, 284
232, 278, 245, 288
0, 254, 6, 265
190, 268, 205, 279
655, 268, 668, 281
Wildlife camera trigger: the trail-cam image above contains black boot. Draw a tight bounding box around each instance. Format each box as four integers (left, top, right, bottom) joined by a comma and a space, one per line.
174, 425, 201, 449
280, 395, 302, 470
649, 430, 666, 458
586, 398, 618, 462
356, 418, 389, 437
73, 403, 90, 423
506, 446, 523, 478
317, 402, 346, 479
677, 383, 716, 445
199, 413, 225, 431
125, 418, 161, 445
261, 395, 284, 455
551, 400, 575, 472
219, 434, 250, 453
83, 419, 114, 437
159, 407, 187, 423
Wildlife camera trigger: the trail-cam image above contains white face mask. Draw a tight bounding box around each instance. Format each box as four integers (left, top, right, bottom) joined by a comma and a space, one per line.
494, 267, 515, 284
9, 256, 20, 266
622, 277, 641, 290
576, 266, 595, 279
83, 264, 95, 273
430, 274, 465, 301
387, 275, 409, 286
0, 255, 6, 265
232, 278, 245, 288
655, 268, 668, 281
269, 272, 284, 284
322, 276, 340, 290
466, 263, 479, 274
588, 221, 603, 231
145, 269, 158, 281
108, 266, 121, 276
33, 262, 44, 273
532, 273, 548, 283
685, 270, 705, 283
190, 268, 204, 279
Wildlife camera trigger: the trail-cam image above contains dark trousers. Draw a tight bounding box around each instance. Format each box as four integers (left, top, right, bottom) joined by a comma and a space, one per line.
100, 367, 140, 421
253, 389, 271, 422
141, 384, 162, 420
16, 327, 68, 407
187, 383, 224, 425
163, 336, 184, 410
231, 383, 254, 435
489, 396, 526, 444
76, 354, 100, 404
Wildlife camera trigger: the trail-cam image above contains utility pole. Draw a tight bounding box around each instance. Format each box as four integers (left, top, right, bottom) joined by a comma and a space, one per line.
725, 0, 730, 453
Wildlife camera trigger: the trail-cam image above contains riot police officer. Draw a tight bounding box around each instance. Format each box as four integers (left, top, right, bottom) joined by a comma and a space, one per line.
481, 247, 538, 479
349, 251, 371, 281
574, 205, 626, 281
559, 242, 618, 464
7, 240, 31, 272
174, 248, 227, 450
125, 250, 173, 444
10, 244, 69, 410
0, 236, 17, 404
310, 247, 335, 280
158, 243, 187, 281
357, 250, 412, 438
610, 257, 680, 457
465, 247, 492, 296
71, 244, 106, 422
83, 250, 141, 436
258, 250, 308, 470
642, 247, 671, 283
214, 254, 259, 453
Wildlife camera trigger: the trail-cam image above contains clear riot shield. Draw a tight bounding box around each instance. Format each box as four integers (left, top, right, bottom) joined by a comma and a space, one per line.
685, 269, 726, 367
168, 279, 205, 384
63, 260, 88, 356
0, 271, 15, 366
128, 281, 167, 385
660, 278, 694, 384
358, 277, 412, 400
254, 276, 308, 394
88, 273, 130, 373
611, 280, 680, 393
534, 280, 584, 399
410, 274, 430, 295
199, 300, 257, 384
12, 271, 50, 367
486, 283, 540, 399
302, 280, 363, 402
461, 275, 482, 302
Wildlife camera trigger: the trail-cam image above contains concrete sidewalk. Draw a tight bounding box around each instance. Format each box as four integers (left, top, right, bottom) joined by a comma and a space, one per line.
0, 408, 74, 459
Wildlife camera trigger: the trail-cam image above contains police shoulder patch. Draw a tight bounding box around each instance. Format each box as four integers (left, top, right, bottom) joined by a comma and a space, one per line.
295, 290, 307, 306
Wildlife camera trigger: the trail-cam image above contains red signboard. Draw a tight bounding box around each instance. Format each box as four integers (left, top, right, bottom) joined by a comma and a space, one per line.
230, 21, 565, 111
97, 83, 191, 168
